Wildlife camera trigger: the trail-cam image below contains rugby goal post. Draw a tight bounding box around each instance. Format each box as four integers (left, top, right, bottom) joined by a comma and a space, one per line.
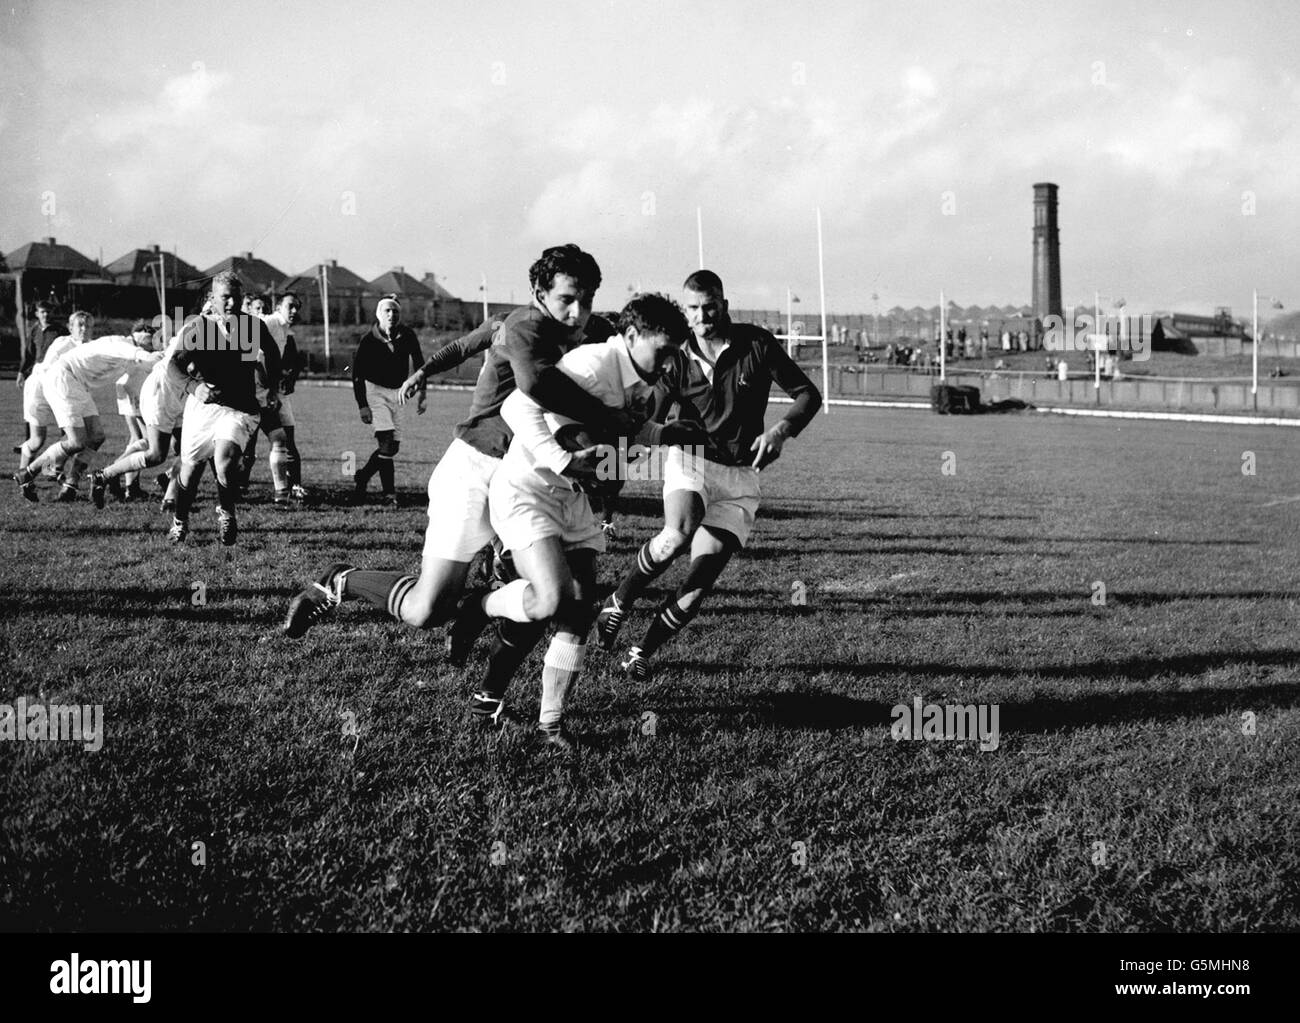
768, 208, 830, 415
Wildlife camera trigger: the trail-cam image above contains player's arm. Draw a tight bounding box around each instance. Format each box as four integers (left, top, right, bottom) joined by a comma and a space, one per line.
633, 352, 708, 448
751, 335, 823, 469
500, 389, 579, 476
261, 323, 283, 399
502, 322, 635, 438
351, 336, 372, 423
401, 317, 503, 401
281, 334, 301, 393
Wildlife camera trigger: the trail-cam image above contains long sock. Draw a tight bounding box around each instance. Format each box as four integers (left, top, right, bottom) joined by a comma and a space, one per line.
342, 570, 417, 620
174, 477, 196, 521
377, 454, 395, 494
539, 636, 586, 727
356, 449, 383, 486
613, 540, 673, 609
26, 439, 73, 478
65, 452, 91, 489
638, 596, 702, 658
215, 475, 235, 514
269, 447, 290, 493
478, 620, 548, 700
163, 462, 180, 504
482, 579, 532, 622
103, 449, 151, 480
287, 444, 302, 487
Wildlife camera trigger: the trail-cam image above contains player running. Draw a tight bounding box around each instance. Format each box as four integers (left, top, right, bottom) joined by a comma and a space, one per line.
165, 272, 281, 545
594, 269, 822, 684
282, 244, 636, 663
12, 311, 90, 501
89, 320, 200, 511
14, 319, 162, 500
465, 293, 700, 748
240, 293, 305, 503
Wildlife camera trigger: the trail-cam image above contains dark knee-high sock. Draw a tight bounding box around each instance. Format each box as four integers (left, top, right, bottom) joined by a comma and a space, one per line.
637, 555, 726, 656
377, 454, 395, 494
357, 449, 383, 485
215, 471, 235, 514
343, 571, 418, 621
174, 477, 196, 521
613, 540, 674, 610
479, 620, 548, 700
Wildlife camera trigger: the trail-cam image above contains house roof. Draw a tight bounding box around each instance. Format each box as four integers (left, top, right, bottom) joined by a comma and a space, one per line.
367, 267, 436, 299
282, 259, 372, 293
201, 252, 288, 294
419, 273, 459, 301
4, 237, 102, 275
105, 245, 203, 286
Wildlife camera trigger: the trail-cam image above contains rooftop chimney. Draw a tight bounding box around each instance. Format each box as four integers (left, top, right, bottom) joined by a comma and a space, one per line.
43, 237, 56, 245
241, 251, 254, 260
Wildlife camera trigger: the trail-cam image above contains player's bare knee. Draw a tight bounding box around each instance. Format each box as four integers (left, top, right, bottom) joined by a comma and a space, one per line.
652, 527, 690, 561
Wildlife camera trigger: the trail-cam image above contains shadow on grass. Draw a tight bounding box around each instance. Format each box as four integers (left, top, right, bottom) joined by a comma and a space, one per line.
611, 674, 1300, 737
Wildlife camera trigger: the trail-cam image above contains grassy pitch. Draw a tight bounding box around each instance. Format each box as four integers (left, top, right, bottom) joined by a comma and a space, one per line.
1, 381, 1298, 931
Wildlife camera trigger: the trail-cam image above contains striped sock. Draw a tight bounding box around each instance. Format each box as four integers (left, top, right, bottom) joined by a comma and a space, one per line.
342, 571, 418, 621
613, 541, 672, 609
638, 598, 701, 658
539, 636, 586, 727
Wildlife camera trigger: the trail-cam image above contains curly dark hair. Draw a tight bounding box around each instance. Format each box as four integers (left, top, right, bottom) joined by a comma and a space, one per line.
528, 243, 602, 295
617, 292, 690, 345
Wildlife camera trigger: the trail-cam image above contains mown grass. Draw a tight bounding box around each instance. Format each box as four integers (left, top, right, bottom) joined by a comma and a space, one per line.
1, 381, 1298, 932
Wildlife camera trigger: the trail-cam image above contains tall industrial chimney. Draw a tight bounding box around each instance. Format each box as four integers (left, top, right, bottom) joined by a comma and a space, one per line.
1032, 183, 1062, 321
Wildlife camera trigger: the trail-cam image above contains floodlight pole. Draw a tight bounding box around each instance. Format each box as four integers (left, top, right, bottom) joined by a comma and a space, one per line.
481, 272, 489, 322
786, 287, 793, 358
817, 207, 828, 414
320, 263, 331, 370
1252, 288, 1259, 409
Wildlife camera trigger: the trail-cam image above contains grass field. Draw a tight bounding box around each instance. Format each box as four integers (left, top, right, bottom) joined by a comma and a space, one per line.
2, 380, 1298, 932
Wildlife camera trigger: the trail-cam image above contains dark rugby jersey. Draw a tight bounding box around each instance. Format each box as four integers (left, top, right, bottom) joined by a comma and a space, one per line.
653, 322, 821, 467
453, 308, 622, 460
351, 324, 425, 407
20, 321, 66, 378
172, 313, 281, 416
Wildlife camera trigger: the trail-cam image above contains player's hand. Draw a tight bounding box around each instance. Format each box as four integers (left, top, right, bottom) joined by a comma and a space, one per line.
416, 392, 427, 416
281, 380, 295, 395
606, 408, 645, 440
398, 372, 424, 404
194, 382, 217, 403
16, 373, 25, 388
359, 406, 373, 425
750, 425, 787, 470
561, 445, 603, 480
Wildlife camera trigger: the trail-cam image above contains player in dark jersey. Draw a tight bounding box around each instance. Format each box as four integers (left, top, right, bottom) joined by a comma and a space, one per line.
166, 272, 281, 545
282, 244, 637, 657
594, 269, 822, 683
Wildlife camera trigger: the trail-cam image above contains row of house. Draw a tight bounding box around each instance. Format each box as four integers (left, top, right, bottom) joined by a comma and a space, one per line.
1, 238, 486, 331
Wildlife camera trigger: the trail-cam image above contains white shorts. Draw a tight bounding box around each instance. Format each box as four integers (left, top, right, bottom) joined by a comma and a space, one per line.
116, 380, 142, 418
663, 446, 761, 547
22, 374, 57, 429
277, 393, 296, 428
421, 438, 501, 562
365, 381, 402, 438
180, 394, 258, 464
43, 370, 98, 429
489, 463, 606, 556
140, 373, 187, 435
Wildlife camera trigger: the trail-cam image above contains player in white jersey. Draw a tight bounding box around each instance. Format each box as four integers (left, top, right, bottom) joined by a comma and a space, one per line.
105, 320, 160, 502
469, 293, 696, 749
13, 311, 91, 502
243, 293, 305, 503
16, 327, 162, 499
90, 323, 198, 510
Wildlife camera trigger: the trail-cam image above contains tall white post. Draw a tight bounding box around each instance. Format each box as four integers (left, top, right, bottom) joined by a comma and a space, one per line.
321, 263, 331, 370
1252, 287, 1259, 407
786, 287, 793, 358
159, 251, 167, 337
817, 207, 828, 414
481, 272, 489, 321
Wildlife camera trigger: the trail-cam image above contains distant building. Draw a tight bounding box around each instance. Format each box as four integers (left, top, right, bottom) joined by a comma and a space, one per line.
201, 251, 288, 299
4, 236, 104, 310
105, 244, 203, 290
282, 260, 374, 326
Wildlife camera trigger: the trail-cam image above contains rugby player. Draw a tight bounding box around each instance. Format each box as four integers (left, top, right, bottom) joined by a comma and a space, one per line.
15, 319, 162, 500
90, 322, 197, 511
350, 295, 426, 505
467, 293, 700, 748
282, 244, 636, 664
166, 272, 281, 545
241, 293, 305, 503
108, 319, 160, 501
595, 270, 822, 683
12, 312, 89, 501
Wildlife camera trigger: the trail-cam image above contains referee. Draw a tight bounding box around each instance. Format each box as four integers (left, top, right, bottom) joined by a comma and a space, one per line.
351, 295, 425, 504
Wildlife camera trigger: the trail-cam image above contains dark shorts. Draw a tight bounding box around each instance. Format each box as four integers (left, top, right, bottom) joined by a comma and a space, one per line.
258, 405, 284, 435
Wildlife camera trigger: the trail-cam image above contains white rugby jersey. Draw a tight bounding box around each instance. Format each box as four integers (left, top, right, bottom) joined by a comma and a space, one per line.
142, 334, 194, 403
500, 334, 657, 489
52, 336, 160, 386
259, 311, 293, 357
32, 335, 81, 376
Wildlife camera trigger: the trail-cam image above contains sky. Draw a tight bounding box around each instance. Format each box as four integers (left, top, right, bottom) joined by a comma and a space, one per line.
1, 0, 1297, 317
